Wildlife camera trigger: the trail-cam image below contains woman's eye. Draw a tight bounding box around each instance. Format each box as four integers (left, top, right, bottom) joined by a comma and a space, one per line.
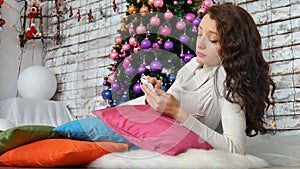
210, 40, 218, 43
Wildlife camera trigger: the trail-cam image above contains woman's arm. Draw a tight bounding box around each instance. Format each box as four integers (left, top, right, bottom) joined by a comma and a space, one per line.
142, 84, 246, 154
181, 98, 246, 154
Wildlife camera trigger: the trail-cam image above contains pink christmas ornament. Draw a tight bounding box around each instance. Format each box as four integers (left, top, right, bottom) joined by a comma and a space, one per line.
122, 43, 131, 51
123, 56, 133, 68
197, 7, 206, 14
160, 26, 171, 36
129, 36, 137, 46
187, 0, 192, 5
185, 13, 195, 22
152, 42, 160, 50
107, 73, 116, 83
164, 10, 174, 20
176, 20, 186, 30
150, 15, 161, 27
133, 47, 139, 53
173, 1, 178, 5
154, 0, 164, 8
203, 0, 213, 8
136, 24, 147, 34
110, 51, 119, 60
111, 66, 117, 72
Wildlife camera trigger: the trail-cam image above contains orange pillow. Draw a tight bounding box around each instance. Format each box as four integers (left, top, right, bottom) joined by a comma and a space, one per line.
0, 139, 128, 167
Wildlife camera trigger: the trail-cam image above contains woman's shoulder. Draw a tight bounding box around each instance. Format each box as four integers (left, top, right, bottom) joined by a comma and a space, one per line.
176, 58, 201, 77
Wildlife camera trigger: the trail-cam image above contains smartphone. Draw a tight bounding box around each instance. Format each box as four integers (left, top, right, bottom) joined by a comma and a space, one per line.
140, 75, 155, 91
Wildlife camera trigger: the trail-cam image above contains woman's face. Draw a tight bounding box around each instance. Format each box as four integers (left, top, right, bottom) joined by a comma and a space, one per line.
196, 14, 222, 67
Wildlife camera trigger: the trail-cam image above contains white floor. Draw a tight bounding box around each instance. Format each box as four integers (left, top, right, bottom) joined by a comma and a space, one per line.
246, 133, 300, 168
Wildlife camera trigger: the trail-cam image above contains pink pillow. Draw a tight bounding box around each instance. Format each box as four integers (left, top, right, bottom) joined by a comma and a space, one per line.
93, 105, 212, 156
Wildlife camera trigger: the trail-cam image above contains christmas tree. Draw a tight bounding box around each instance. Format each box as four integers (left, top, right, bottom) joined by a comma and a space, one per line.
102, 0, 216, 107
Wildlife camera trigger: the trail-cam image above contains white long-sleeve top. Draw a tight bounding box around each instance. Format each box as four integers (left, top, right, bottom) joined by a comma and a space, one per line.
167, 57, 246, 154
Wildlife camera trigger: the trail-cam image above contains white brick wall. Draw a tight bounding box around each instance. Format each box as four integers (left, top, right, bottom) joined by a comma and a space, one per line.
43, 0, 127, 117
44, 0, 300, 132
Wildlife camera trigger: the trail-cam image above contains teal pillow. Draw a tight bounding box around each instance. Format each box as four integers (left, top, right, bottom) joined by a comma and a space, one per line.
0, 125, 62, 155
53, 117, 138, 150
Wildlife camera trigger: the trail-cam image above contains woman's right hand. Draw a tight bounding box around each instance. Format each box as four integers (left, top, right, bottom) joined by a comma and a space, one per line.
142, 76, 161, 105
141, 85, 189, 124
144, 76, 162, 89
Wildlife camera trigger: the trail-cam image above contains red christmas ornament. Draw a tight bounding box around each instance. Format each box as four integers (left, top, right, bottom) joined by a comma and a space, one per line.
0, 19, 5, 25
26, 1, 41, 19
0, 0, 4, 5
25, 23, 41, 39
113, 0, 118, 12
69, 6, 73, 17
77, 9, 81, 22
88, 9, 93, 22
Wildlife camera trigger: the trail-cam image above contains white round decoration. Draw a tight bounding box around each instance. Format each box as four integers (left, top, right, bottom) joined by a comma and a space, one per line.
17, 66, 57, 100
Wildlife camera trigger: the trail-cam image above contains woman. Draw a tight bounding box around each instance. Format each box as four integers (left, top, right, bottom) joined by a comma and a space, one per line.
142, 3, 276, 154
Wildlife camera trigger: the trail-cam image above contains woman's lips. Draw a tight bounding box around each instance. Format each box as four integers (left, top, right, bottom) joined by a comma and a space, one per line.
196, 51, 205, 58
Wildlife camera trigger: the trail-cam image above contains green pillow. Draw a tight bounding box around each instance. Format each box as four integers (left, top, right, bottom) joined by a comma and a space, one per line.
0, 125, 62, 155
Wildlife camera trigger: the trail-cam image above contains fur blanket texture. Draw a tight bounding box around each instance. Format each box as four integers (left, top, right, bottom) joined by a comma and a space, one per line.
88, 148, 269, 169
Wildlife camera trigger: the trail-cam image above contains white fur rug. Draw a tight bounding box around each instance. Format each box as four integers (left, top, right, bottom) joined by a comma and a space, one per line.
88, 148, 269, 169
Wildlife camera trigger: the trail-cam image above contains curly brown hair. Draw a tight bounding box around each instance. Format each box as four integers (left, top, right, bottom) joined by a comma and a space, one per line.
206, 3, 276, 137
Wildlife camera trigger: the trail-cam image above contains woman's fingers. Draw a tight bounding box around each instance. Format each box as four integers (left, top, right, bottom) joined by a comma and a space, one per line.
145, 76, 162, 89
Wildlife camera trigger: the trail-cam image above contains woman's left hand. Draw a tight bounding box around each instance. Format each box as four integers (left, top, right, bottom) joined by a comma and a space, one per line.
141, 85, 189, 123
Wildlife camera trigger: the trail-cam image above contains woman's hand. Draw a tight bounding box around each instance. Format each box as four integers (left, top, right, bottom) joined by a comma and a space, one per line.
141, 84, 189, 124
143, 76, 162, 89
